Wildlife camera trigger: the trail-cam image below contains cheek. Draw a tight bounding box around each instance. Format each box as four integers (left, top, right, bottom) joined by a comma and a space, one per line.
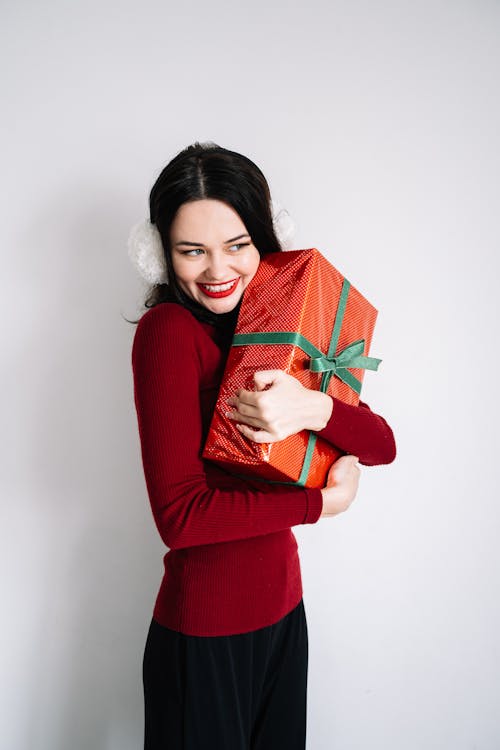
171, 256, 181, 278
172, 257, 195, 284
240, 249, 261, 278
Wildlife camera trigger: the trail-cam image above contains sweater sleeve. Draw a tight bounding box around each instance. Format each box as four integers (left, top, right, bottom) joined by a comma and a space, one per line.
132, 304, 323, 551
313, 396, 397, 467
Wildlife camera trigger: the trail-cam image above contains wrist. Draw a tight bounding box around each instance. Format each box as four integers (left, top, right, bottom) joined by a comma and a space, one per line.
320, 484, 342, 517
307, 392, 334, 432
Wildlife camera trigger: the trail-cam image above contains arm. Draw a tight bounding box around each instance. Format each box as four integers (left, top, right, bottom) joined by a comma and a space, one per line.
131, 304, 323, 551
226, 370, 396, 467
312, 394, 397, 467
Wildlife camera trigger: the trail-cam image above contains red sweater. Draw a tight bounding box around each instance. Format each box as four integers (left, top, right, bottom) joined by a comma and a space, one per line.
132, 302, 396, 636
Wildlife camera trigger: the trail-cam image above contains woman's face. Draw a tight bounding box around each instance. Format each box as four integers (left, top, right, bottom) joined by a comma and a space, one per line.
169, 199, 261, 314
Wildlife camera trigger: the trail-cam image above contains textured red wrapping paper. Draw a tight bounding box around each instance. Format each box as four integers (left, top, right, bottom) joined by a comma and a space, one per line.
202, 248, 381, 487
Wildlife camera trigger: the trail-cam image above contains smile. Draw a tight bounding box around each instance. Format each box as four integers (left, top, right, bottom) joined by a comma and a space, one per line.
196, 278, 240, 298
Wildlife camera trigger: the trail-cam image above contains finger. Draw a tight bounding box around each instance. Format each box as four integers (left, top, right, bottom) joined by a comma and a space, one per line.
225, 410, 265, 429
234, 400, 262, 418
234, 388, 263, 414
253, 369, 284, 391
235, 423, 275, 443
226, 395, 261, 416
233, 389, 263, 408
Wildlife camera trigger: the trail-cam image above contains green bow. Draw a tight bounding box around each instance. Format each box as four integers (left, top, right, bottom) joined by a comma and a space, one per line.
310, 337, 381, 376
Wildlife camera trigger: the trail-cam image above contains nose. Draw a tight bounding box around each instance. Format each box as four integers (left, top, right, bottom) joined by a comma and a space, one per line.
203, 252, 234, 282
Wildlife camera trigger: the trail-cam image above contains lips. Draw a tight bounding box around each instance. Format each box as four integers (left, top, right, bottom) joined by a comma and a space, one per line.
196, 278, 240, 298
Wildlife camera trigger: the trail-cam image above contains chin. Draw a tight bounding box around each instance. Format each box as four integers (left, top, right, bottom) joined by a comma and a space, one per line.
190, 285, 244, 314
204, 297, 241, 314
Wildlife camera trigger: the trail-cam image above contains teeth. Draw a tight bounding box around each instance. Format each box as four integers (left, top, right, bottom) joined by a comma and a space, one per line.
201, 280, 237, 292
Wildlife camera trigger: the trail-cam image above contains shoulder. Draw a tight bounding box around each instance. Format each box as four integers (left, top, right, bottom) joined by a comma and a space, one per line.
137, 301, 195, 329
134, 302, 197, 340
132, 303, 200, 364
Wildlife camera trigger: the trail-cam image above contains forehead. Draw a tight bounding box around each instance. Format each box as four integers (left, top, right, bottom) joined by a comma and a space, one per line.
171, 199, 246, 238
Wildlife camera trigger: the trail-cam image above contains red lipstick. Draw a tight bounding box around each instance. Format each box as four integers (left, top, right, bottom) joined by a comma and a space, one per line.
196, 278, 240, 298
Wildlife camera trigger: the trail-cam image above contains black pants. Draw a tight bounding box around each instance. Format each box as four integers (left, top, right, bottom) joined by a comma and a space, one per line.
143, 598, 309, 749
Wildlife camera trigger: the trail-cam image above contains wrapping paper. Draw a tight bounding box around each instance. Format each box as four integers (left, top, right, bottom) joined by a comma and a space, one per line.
202, 248, 381, 487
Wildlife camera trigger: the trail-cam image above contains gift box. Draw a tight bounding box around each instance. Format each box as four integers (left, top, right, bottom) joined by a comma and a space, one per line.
202, 248, 382, 487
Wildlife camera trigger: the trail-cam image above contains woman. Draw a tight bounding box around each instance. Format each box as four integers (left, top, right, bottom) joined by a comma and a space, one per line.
129, 141, 396, 750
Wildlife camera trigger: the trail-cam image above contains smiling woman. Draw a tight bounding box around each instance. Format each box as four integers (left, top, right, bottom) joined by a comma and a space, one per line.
169, 199, 261, 314
128, 140, 396, 750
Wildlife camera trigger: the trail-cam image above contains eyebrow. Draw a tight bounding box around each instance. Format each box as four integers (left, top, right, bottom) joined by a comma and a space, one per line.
174, 233, 250, 247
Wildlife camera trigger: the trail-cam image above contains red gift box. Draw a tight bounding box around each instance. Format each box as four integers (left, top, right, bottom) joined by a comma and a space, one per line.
202, 248, 382, 487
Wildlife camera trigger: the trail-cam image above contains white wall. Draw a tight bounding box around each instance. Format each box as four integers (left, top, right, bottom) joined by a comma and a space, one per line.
2, 1, 499, 748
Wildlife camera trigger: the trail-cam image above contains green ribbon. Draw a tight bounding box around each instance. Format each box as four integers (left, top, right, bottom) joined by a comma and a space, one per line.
230, 277, 382, 486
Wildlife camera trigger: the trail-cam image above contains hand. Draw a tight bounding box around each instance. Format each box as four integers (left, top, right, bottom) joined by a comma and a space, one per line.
225, 369, 333, 443
320, 455, 361, 518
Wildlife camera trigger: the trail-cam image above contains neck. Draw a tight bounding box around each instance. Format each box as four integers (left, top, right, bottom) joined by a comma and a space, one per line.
172, 285, 242, 330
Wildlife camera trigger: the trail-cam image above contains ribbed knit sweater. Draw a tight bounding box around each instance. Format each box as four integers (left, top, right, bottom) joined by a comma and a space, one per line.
132, 301, 396, 636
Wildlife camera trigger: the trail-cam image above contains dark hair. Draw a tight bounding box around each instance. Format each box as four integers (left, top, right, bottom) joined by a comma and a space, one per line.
126, 141, 284, 326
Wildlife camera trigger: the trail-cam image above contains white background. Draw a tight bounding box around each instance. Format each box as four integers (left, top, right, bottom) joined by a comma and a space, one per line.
2, 1, 499, 748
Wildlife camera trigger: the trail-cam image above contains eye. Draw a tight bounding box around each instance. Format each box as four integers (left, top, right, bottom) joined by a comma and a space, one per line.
228, 243, 250, 252
180, 243, 251, 256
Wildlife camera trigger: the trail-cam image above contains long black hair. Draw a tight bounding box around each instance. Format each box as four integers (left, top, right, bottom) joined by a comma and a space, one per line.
128, 141, 284, 326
